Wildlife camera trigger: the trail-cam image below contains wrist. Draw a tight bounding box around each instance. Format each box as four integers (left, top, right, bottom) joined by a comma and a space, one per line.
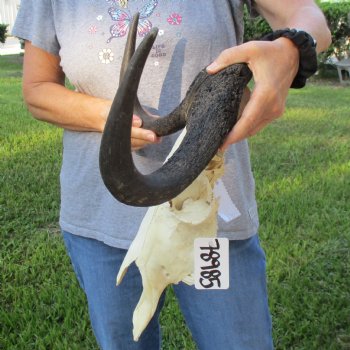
262, 29, 318, 88
274, 36, 299, 68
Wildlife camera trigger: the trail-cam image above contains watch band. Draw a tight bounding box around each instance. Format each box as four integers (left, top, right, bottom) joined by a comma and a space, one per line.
262, 28, 318, 89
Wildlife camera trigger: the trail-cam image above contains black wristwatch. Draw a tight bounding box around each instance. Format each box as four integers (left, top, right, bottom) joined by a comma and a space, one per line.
262, 28, 318, 89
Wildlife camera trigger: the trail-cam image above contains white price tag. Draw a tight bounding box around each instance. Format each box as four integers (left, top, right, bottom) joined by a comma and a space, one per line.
194, 238, 229, 290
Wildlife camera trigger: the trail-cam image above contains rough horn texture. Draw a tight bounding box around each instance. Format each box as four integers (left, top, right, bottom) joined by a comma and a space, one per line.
99, 27, 252, 207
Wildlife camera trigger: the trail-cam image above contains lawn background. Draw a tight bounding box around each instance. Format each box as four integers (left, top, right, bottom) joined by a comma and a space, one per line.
1, 54, 349, 349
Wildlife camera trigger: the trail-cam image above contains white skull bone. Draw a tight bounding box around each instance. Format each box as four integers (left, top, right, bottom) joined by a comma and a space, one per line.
116, 129, 225, 341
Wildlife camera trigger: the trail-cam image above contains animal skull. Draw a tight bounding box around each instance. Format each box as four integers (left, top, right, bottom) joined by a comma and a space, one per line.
99, 13, 251, 342
117, 129, 225, 341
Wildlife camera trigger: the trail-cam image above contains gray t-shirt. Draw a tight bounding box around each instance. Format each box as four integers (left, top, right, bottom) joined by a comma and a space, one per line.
13, 0, 259, 249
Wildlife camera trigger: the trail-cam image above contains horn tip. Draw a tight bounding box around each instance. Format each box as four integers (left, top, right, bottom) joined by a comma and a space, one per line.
150, 27, 159, 37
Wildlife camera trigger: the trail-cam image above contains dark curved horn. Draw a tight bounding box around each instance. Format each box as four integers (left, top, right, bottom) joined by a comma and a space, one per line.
119, 13, 139, 82
119, 13, 187, 136
100, 29, 252, 207
119, 12, 150, 124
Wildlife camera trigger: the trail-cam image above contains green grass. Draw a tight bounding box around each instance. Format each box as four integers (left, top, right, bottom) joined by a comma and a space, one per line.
1, 54, 349, 349
251, 85, 350, 349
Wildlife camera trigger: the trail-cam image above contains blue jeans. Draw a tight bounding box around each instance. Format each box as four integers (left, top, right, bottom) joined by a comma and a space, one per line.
62, 231, 273, 350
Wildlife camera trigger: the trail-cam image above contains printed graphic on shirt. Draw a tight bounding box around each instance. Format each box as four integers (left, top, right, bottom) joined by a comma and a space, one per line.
89, 25, 98, 34
167, 13, 182, 25
106, 0, 158, 42
118, 0, 128, 8
151, 43, 166, 58
91, 0, 184, 66
99, 48, 115, 64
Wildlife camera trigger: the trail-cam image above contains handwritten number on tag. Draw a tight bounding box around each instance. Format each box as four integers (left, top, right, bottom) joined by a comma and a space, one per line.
194, 237, 229, 290
199, 239, 222, 288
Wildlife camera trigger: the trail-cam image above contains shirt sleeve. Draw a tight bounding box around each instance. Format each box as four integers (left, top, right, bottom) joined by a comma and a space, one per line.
12, 0, 60, 56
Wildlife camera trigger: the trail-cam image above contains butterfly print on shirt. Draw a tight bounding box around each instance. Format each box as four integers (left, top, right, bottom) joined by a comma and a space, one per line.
107, 0, 158, 42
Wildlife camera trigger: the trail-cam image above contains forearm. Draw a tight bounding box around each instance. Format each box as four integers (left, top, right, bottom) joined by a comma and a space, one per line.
207, 1, 331, 147
255, 1, 332, 53
24, 81, 111, 132
22, 41, 160, 149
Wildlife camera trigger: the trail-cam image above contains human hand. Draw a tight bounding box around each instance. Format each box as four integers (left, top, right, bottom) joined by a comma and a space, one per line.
131, 115, 162, 151
206, 37, 299, 151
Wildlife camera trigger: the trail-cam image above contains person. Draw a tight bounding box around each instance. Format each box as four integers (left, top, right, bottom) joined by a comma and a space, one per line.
13, 1, 331, 349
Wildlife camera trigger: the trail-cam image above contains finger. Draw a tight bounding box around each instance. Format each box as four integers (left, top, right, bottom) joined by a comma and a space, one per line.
238, 87, 251, 120
227, 88, 269, 143
131, 127, 158, 142
220, 87, 273, 151
219, 86, 251, 152
132, 114, 142, 127
206, 42, 254, 74
219, 89, 250, 153
131, 135, 162, 150
131, 127, 162, 153
131, 136, 154, 150
131, 138, 150, 150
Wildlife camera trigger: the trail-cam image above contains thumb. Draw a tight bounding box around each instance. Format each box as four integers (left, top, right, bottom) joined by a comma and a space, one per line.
206, 43, 252, 74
